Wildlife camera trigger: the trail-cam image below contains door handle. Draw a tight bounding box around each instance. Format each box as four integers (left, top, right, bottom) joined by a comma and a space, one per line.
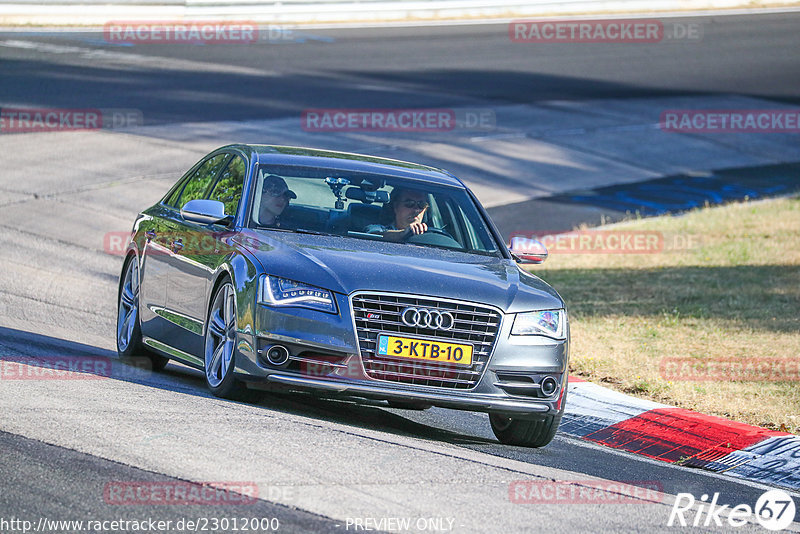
171, 239, 184, 252
145, 229, 156, 240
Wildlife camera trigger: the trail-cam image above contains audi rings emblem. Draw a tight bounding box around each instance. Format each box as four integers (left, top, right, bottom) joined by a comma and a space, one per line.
400, 307, 455, 330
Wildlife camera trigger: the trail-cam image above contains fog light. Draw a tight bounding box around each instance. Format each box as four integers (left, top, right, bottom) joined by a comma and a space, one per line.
265, 345, 290, 366
541, 376, 558, 397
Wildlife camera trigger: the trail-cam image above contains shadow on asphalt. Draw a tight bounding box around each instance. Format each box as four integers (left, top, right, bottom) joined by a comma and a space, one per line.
0, 325, 497, 448
2, 326, 787, 509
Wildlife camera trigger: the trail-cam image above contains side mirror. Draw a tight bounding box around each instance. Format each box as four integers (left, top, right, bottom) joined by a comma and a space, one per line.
509, 236, 548, 264
180, 199, 229, 225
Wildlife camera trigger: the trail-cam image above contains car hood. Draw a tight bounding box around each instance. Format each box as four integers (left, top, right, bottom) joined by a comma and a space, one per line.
237, 229, 563, 313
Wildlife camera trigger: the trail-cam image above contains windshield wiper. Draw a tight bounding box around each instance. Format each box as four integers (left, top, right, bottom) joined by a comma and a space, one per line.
257, 226, 295, 232
257, 227, 333, 236
294, 228, 344, 237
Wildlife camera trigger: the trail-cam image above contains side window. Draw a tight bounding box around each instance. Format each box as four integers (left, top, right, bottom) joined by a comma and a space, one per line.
457, 203, 497, 253
208, 155, 246, 216
171, 154, 230, 208
460, 208, 480, 249
164, 181, 184, 207
438, 198, 465, 247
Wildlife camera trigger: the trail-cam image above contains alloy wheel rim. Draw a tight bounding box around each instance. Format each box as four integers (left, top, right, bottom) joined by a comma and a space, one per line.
117, 259, 139, 352
205, 283, 235, 388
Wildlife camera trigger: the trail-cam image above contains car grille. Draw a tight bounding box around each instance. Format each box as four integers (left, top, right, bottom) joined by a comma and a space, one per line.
352, 293, 502, 389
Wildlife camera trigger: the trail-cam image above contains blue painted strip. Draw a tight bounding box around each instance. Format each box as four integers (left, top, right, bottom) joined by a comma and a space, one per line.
558, 414, 613, 438
724, 436, 800, 489
555, 163, 800, 216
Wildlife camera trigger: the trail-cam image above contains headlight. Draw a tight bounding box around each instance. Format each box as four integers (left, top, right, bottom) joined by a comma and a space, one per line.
511, 309, 566, 339
258, 275, 337, 313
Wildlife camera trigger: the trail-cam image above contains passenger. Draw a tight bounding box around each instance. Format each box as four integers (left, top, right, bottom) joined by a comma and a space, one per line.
366, 186, 429, 242
258, 174, 297, 227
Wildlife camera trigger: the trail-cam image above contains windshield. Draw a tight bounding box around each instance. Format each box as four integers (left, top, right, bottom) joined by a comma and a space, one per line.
249, 165, 500, 255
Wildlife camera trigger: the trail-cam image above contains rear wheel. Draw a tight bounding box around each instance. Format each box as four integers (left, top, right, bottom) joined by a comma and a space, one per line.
116, 255, 169, 371
204, 278, 248, 399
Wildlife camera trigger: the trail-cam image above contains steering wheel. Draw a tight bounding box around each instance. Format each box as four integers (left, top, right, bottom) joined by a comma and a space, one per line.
422, 227, 452, 237
405, 226, 461, 247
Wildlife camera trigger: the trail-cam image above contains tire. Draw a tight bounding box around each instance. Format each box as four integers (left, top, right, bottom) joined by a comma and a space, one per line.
488, 412, 562, 448
116, 255, 169, 371
204, 277, 249, 400
489, 382, 568, 448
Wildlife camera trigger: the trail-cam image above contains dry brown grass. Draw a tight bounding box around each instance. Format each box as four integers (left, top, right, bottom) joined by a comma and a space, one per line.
531, 196, 800, 433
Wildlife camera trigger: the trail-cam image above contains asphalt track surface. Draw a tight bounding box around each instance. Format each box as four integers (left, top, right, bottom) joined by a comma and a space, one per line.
1, 11, 800, 533
2, 12, 800, 125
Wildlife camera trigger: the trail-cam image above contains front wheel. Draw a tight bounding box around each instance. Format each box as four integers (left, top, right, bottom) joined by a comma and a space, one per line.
204, 279, 248, 399
490, 378, 567, 447
488, 412, 562, 448
116, 255, 169, 371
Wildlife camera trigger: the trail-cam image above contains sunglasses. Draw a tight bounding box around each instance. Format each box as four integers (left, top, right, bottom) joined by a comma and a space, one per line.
400, 199, 428, 210
265, 189, 293, 198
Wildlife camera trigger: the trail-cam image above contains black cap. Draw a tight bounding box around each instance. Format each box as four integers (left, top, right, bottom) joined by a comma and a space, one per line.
263, 174, 297, 199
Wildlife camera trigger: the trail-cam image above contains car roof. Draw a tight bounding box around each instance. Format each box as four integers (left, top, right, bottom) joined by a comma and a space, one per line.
224, 144, 466, 188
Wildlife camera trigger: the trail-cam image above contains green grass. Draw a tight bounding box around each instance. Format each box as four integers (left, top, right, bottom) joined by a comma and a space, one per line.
532, 196, 800, 433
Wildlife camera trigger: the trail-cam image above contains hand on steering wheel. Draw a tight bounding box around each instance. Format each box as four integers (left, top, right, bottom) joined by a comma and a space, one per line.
403, 225, 460, 247
406, 221, 428, 236
422, 227, 451, 237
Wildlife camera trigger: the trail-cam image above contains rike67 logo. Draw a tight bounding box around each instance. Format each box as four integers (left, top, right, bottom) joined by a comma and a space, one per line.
668, 490, 796, 531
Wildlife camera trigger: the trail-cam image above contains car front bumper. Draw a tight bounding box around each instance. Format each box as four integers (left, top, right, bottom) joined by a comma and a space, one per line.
234, 291, 569, 417
255, 372, 565, 417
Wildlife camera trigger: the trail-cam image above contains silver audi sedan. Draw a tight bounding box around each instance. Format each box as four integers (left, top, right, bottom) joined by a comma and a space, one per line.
116, 145, 569, 447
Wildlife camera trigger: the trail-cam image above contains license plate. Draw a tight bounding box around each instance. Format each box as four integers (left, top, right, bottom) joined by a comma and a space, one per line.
376, 334, 473, 366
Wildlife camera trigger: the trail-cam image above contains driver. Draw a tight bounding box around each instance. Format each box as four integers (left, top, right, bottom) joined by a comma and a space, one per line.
365, 187, 428, 242
258, 174, 297, 227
